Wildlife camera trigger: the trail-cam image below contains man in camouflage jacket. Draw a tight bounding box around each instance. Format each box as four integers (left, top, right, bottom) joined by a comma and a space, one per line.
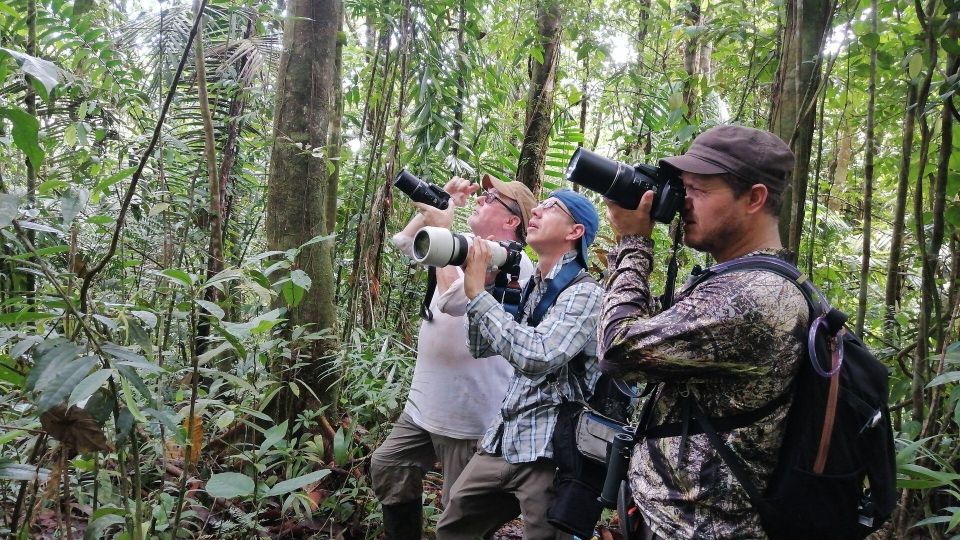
599, 125, 809, 539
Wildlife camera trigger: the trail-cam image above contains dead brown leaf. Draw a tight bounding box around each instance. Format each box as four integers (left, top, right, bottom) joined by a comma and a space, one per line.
39, 405, 112, 453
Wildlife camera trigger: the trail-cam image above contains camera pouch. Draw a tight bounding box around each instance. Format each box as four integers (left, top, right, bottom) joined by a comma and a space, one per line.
575, 409, 626, 463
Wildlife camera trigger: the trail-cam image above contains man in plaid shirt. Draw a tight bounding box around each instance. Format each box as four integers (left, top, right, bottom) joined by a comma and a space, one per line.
436, 189, 602, 540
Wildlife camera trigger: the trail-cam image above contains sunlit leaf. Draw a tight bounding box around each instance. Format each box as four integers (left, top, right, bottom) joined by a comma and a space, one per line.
266, 469, 331, 496
206, 472, 255, 499
0, 107, 44, 168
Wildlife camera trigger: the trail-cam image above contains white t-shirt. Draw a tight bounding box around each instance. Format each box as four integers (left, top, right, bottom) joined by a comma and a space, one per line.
392, 231, 534, 439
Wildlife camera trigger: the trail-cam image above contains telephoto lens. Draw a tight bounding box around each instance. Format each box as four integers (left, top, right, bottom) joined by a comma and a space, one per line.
600, 431, 635, 508
393, 169, 451, 210
412, 226, 521, 272
565, 148, 685, 223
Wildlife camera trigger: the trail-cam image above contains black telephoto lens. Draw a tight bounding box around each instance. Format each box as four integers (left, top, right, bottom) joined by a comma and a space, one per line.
393, 169, 451, 210
565, 148, 684, 222
565, 148, 640, 208
600, 432, 635, 508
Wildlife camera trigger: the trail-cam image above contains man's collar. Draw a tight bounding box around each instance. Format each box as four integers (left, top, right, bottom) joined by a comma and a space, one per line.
538, 250, 579, 282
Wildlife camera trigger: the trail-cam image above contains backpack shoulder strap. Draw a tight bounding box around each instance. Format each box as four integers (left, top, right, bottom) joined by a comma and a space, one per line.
689, 255, 828, 317
517, 261, 595, 326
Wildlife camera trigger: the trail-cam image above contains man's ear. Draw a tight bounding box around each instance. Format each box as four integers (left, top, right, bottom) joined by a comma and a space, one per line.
745, 184, 769, 214
566, 223, 585, 242
503, 214, 521, 231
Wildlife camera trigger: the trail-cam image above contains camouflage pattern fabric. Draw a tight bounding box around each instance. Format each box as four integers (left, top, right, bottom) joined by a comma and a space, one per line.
598, 235, 809, 540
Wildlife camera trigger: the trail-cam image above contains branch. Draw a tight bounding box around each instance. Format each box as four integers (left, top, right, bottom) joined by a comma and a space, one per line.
77, 0, 209, 313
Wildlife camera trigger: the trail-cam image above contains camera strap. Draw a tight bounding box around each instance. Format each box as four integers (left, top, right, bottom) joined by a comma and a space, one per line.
660, 223, 684, 309
420, 266, 436, 321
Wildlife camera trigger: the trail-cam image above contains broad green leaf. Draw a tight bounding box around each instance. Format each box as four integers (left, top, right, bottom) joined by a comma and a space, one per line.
266, 469, 331, 496
261, 421, 288, 454
299, 233, 335, 250
0, 107, 43, 169
927, 371, 960, 389
859, 32, 880, 49
83, 514, 125, 540
0, 360, 25, 386
215, 409, 235, 430
61, 188, 89, 226
158, 268, 194, 287
0, 462, 50, 482
130, 310, 158, 329
0, 47, 62, 95
908, 53, 922, 79
206, 472, 255, 499
10, 336, 41, 359
127, 321, 153, 355
35, 356, 98, 414
196, 300, 225, 320
116, 364, 154, 406
942, 37, 960, 56
899, 463, 960, 486
26, 338, 81, 391
530, 45, 544, 65
17, 221, 62, 234
99, 343, 138, 363
91, 167, 137, 203
119, 375, 147, 423
333, 427, 350, 466
197, 341, 232, 364
0, 193, 20, 227
202, 267, 243, 289
290, 269, 312, 291
68, 369, 113, 407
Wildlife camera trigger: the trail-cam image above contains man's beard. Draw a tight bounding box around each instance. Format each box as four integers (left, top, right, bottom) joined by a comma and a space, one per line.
683, 213, 744, 254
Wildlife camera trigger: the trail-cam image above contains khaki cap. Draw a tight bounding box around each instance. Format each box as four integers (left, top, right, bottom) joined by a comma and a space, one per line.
481, 174, 536, 230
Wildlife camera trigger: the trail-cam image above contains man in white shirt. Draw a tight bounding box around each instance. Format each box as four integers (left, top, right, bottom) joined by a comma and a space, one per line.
371, 174, 536, 539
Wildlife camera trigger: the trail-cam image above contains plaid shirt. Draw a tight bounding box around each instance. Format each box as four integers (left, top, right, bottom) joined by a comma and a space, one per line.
466, 250, 604, 464
599, 235, 808, 539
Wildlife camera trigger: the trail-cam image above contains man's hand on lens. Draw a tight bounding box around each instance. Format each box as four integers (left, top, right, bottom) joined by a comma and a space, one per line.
605, 190, 655, 238
463, 235, 494, 299
413, 202, 455, 229
444, 177, 480, 207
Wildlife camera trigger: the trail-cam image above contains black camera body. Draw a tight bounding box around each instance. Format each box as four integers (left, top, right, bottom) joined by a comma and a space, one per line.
565, 148, 685, 223
393, 169, 451, 210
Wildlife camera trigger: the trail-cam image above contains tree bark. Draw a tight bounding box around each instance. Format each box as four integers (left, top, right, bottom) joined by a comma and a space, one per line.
883, 82, 917, 343
768, 0, 834, 256
265, 0, 343, 419
855, 0, 877, 338
192, 0, 223, 358
516, 0, 561, 194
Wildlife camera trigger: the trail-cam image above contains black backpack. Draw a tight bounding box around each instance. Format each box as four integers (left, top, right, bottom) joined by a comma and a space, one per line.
645, 255, 897, 539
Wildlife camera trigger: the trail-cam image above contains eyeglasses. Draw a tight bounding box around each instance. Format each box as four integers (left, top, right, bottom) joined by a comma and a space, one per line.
534, 199, 576, 222
482, 189, 521, 217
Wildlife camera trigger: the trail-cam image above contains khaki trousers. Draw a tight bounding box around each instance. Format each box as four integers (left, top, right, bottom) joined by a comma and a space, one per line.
370, 412, 478, 507
436, 451, 571, 540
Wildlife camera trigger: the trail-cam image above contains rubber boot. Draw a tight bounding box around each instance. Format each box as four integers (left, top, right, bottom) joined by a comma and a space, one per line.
382, 500, 423, 540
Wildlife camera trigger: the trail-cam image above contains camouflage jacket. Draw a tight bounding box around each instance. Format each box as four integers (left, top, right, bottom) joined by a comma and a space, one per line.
598, 235, 808, 540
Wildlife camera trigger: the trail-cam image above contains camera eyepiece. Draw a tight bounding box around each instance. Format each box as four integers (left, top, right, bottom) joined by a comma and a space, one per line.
565, 148, 685, 223
393, 169, 451, 210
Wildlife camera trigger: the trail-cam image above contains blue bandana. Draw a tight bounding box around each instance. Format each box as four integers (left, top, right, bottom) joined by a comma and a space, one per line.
549, 189, 599, 267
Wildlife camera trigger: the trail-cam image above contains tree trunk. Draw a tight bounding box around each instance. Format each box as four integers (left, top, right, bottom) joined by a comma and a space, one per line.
452, 0, 466, 161
883, 82, 917, 343
516, 0, 561, 194
192, 0, 224, 359
682, 1, 710, 124
265, 0, 343, 420
855, 0, 877, 338
768, 0, 834, 256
